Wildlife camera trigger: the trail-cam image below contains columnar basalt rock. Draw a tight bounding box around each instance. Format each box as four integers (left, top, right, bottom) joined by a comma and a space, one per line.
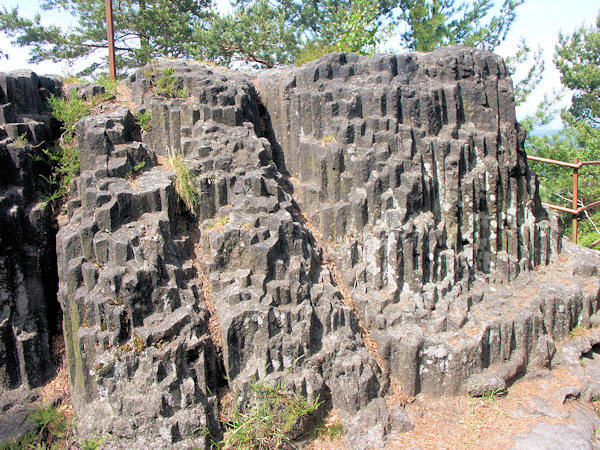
0, 71, 62, 390
57, 62, 381, 447
255, 47, 584, 397
30, 47, 600, 447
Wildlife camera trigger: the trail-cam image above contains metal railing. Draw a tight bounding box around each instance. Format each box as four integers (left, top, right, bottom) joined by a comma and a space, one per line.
527, 155, 600, 247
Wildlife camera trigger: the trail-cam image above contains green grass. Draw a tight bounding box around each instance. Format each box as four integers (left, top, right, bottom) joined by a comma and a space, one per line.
221, 381, 321, 449
569, 325, 587, 339
169, 150, 199, 215
480, 388, 508, 401
126, 160, 146, 181
42, 82, 120, 205
0, 404, 105, 449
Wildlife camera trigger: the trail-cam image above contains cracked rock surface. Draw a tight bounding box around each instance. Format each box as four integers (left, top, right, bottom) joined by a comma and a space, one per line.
2, 46, 598, 448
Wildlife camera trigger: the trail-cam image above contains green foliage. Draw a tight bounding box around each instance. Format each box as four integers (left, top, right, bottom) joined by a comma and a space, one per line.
168, 150, 199, 215
200, 0, 301, 68
42, 92, 91, 204
13, 133, 28, 146
295, 43, 339, 67
0, 429, 38, 450
47, 92, 91, 135
155, 68, 187, 98
80, 436, 105, 450
126, 161, 146, 181
396, 0, 524, 52
337, 0, 392, 54
0, 0, 214, 74
1, 0, 529, 73
31, 404, 70, 439
505, 38, 545, 107
526, 13, 600, 248
313, 420, 344, 439
555, 14, 600, 128
42, 84, 118, 205
480, 388, 508, 401
222, 381, 321, 449
93, 74, 119, 98
135, 110, 152, 131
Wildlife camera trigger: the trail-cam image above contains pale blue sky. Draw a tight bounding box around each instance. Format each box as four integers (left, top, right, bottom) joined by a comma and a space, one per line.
1, 0, 599, 126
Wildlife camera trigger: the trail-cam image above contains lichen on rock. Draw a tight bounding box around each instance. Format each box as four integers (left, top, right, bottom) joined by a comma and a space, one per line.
2, 46, 599, 448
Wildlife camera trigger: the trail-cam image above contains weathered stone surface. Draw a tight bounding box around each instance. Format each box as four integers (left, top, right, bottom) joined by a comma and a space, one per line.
255, 47, 599, 398
58, 61, 381, 447
4, 47, 596, 447
0, 388, 39, 443
0, 71, 62, 391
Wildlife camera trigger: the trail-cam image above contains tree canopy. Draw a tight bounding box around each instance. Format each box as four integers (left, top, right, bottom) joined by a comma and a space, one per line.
526, 12, 600, 248
0, 0, 527, 73
0, 0, 214, 74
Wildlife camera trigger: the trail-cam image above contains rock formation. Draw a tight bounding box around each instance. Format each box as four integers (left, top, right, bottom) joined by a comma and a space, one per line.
1, 46, 599, 448
0, 71, 62, 389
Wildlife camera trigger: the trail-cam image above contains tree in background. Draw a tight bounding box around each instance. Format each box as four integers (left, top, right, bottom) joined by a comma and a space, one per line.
526, 13, 600, 248
1, 0, 531, 72
396, 0, 522, 52
0, 0, 214, 74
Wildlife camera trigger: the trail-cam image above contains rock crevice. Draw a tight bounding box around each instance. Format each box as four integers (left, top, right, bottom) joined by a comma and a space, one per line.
2, 46, 598, 448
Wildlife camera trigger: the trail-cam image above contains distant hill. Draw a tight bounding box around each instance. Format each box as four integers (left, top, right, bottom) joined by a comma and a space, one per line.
528, 128, 562, 137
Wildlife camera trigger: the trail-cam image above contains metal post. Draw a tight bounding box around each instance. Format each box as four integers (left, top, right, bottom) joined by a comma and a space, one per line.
105, 0, 117, 80
572, 157, 579, 244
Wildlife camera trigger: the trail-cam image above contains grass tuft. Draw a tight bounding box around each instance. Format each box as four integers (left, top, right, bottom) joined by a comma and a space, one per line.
13, 133, 29, 146
222, 381, 321, 449
168, 149, 199, 215
155, 68, 188, 98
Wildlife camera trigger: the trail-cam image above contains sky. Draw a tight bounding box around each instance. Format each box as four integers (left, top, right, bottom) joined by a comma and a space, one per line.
1, 0, 599, 128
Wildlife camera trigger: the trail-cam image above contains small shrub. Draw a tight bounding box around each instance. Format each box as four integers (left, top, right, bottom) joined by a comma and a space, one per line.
126, 160, 146, 181
135, 110, 152, 131
295, 43, 339, 67
222, 381, 321, 449
168, 150, 199, 215
93, 74, 119, 98
61, 74, 86, 84
80, 436, 105, 450
155, 68, 187, 98
47, 92, 92, 135
569, 325, 586, 339
133, 333, 146, 353
13, 133, 28, 146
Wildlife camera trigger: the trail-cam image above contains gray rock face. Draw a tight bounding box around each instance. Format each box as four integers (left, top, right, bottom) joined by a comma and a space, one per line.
58, 62, 381, 447
46, 48, 600, 447
0, 71, 62, 390
255, 48, 597, 397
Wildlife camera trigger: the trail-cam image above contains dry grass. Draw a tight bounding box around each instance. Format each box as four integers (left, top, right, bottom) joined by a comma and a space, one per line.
40, 360, 75, 425
115, 82, 137, 111
193, 240, 224, 352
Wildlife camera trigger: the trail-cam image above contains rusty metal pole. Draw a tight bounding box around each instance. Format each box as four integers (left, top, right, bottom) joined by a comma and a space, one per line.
105, 0, 117, 80
572, 157, 579, 244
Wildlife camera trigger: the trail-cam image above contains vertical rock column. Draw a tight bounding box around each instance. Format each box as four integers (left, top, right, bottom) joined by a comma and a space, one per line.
0, 71, 62, 389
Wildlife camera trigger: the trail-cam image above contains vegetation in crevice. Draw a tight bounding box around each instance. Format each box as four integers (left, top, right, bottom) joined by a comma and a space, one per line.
168, 149, 199, 216
220, 381, 322, 449
41, 78, 119, 206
